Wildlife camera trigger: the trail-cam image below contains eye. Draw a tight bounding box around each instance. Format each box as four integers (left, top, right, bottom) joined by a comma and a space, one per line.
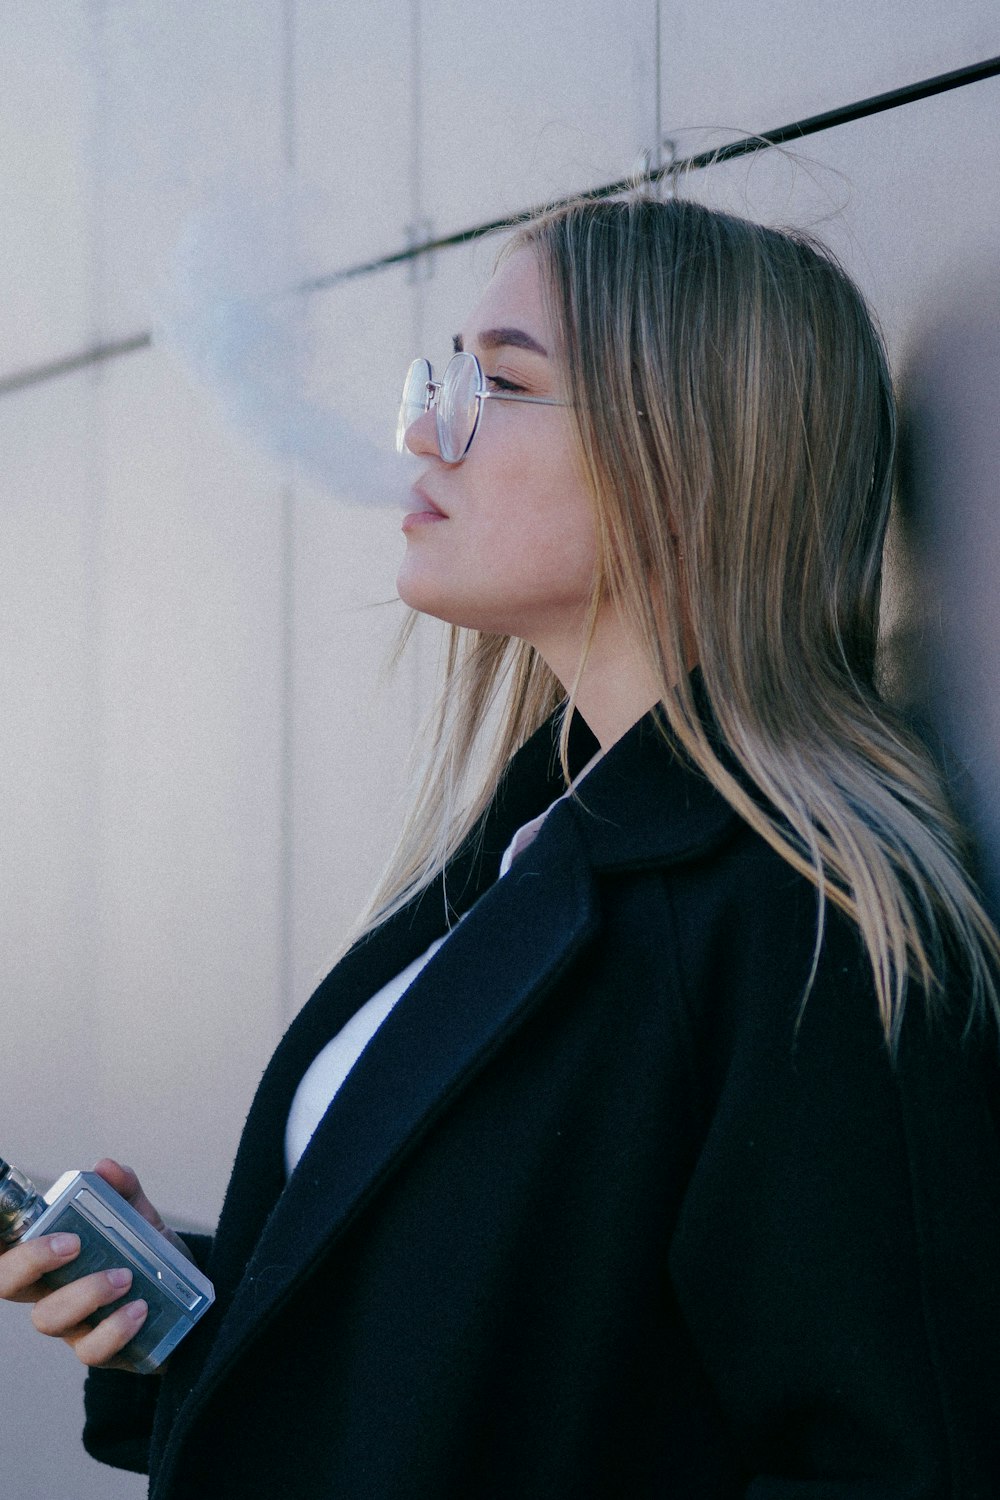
485, 374, 524, 392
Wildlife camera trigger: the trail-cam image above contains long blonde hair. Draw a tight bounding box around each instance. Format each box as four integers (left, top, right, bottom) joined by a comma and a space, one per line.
348, 190, 1000, 1047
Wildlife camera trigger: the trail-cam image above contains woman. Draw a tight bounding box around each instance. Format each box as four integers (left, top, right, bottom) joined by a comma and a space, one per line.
4, 192, 1000, 1497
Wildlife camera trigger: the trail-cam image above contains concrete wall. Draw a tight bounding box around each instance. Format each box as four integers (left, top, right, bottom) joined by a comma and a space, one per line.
0, 3, 996, 1493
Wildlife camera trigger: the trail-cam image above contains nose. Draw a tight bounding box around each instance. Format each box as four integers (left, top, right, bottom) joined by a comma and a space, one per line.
403, 408, 441, 459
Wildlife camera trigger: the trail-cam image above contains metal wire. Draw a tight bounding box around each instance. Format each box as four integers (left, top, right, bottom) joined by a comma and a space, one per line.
1, 53, 996, 399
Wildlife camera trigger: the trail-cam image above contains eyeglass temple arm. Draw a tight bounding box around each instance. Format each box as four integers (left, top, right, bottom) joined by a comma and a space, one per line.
423, 380, 567, 410
479, 391, 568, 407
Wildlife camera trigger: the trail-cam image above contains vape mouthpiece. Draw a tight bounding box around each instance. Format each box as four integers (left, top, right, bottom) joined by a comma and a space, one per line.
0, 1157, 46, 1243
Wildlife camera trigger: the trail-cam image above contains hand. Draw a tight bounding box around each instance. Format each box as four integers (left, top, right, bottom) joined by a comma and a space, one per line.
0, 1157, 181, 1371
90, 1158, 196, 1267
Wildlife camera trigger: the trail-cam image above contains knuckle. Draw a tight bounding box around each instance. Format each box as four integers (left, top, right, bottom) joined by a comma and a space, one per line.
30, 1300, 57, 1336
30, 1271, 103, 1335
0, 1251, 28, 1298
75, 1313, 132, 1367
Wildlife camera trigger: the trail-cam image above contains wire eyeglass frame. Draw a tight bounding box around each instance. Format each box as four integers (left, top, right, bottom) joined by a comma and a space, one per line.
396, 351, 571, 464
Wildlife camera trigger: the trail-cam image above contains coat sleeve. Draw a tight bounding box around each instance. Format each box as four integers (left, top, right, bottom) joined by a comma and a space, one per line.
664, 858, 1000, 1497
81, 1230, 214, 1473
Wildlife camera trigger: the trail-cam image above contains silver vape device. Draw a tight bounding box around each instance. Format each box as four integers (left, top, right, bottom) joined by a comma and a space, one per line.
0, 1157, 214, 1374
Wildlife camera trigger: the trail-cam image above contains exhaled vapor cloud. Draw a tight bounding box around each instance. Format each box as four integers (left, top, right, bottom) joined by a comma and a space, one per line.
151, 180, 414, 508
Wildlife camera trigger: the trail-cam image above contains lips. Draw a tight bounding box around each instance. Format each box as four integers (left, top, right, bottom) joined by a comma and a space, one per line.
401, 486, 449, 534
408, 484, 447, 518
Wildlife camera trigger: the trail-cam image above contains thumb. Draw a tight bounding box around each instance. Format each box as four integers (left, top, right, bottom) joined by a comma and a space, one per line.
91, 1158, 166, 1233
90, 1158, 195, 1265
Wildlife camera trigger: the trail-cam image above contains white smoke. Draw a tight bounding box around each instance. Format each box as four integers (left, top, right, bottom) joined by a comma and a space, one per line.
151, 180, 415, 507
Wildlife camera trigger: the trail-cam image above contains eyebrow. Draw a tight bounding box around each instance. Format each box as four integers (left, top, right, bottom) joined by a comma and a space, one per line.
452, 327, 549, 358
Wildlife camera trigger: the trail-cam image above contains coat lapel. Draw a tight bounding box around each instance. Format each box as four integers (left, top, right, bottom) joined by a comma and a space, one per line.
182, 796, 600, 1408
168, 678, 742, 1433
197, 705, 599, 1306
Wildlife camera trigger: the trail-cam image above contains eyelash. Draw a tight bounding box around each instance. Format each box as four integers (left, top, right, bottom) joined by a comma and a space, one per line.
485, 374, 523, 393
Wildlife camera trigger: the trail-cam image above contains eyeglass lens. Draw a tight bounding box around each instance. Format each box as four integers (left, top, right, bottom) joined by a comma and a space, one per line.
396, 358, 432, 455
396, 353, 482, 463
436, 354, 479, 463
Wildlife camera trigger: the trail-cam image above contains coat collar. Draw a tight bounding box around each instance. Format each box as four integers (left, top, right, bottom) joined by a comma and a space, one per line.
437, 665, 741, 890
166, 671, 742, 1435
565, 698, 740, 874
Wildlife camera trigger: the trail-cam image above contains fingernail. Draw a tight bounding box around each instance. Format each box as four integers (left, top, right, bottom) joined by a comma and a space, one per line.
126, 1299, 148, 1322
50, 1234, 80, 1258
108, 1267, 132, 1290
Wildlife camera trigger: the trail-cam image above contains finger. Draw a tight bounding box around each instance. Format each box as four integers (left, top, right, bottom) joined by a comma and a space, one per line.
65, 1299, 149, 1369
91, 1159, 162, 1226
91, 1159, 194, 1263
31, 1267, 133, 1337
0, 1233, 81, 1304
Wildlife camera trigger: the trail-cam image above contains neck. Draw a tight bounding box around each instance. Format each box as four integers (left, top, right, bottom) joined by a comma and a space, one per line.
534, 602, 670, 752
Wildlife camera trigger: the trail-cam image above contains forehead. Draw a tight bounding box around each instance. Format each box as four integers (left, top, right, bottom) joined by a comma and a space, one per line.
463, 245, 550, 343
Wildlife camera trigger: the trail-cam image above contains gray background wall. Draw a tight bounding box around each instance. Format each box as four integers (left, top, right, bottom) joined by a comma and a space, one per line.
0, 3, 997, 1493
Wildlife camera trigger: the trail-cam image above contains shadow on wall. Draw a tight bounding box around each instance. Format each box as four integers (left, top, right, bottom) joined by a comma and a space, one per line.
895, 262, 1000, 925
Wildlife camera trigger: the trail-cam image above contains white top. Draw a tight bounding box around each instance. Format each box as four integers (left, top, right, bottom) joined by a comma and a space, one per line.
284, 749, 602, 1176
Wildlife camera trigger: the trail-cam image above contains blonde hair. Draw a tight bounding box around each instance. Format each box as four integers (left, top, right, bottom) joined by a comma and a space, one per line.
348, 190, 1000, 1048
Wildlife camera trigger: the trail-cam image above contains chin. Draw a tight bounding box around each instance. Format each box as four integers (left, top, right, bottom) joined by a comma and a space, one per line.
396, 563, 439, 617
396, 573, 504, 634
397, 569, 459, 627
396, 557, 550, 636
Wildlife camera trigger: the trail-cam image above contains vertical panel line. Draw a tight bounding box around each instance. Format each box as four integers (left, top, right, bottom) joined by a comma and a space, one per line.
410, 0, 422, 235
283, 0, 297, 172
88, 0, 113, 1154
281, 0, 297, 1021
654, 0, 662, 171
409, 0, 427, 732
280, 492, 295, 1022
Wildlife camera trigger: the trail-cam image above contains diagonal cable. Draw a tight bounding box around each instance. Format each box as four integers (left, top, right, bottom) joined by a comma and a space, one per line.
1, 53, 996, 398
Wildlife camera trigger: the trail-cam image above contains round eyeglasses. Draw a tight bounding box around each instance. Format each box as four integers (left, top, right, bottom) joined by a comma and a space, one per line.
396, 351, 571, 465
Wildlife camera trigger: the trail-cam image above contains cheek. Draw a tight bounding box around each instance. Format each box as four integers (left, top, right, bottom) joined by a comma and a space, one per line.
472, 490, 594, 598
486, 433, 596, 567
397, 422, 599, 630
525, 482, 596, 589
492, 512, 596, 592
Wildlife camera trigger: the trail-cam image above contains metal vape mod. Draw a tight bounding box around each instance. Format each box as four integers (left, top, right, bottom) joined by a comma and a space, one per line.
0, 1156, 214, 1374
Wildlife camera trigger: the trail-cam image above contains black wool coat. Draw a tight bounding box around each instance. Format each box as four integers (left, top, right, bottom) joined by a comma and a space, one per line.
83, 698, 1000, 1498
